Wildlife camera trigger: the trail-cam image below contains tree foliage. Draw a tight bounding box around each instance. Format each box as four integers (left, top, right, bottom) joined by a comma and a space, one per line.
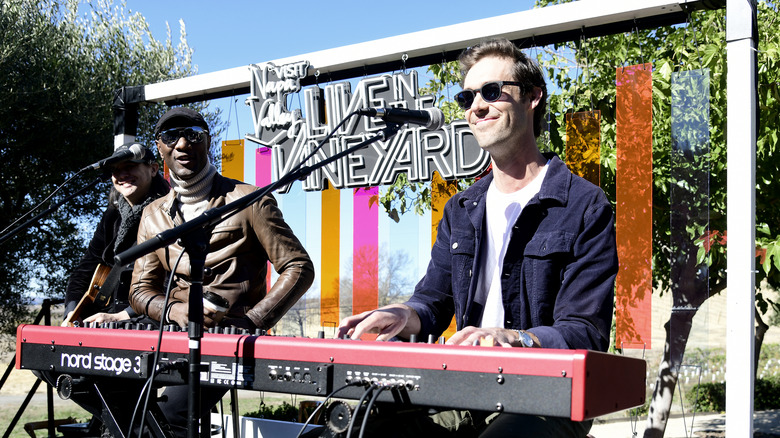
390, 0, 779, 304
533, 2, 780, 434
378, 61, 474, 222
0, 0, 220, 332
391, 0, 778, 433
535, 0, 780, 310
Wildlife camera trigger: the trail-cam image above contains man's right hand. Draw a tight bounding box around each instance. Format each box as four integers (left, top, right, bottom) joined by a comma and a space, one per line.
336, 303, 420, 341
167, 302, 189, 328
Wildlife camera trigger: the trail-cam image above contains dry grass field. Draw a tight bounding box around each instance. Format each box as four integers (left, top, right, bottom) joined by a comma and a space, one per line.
0, 347, 315, 438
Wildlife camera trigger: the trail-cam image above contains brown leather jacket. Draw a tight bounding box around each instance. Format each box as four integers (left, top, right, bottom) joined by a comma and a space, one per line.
129, 173, 314, 330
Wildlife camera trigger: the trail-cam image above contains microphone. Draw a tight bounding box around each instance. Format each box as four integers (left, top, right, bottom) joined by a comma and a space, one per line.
358, 107, 444, 130
81, 143, 145, 171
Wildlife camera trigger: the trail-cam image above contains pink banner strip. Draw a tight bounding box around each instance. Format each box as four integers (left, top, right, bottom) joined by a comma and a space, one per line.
352, 187, 379, 315
256, 147, 273, 288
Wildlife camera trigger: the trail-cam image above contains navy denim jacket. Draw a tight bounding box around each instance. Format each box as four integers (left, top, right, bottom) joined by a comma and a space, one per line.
405, 154, 618, 351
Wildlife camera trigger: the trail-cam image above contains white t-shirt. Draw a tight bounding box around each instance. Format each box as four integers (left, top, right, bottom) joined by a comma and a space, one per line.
479, 165, 549, 328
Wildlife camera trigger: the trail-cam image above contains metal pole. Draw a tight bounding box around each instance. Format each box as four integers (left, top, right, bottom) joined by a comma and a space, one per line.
43, 300, 56, 438
725, 0, 757, 435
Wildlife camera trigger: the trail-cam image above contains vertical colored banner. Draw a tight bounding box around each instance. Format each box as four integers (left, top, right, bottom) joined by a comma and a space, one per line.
321, 184, 341, 328
431, 171, 459, 339
565, 110, 601, 186
353, 187, 378, 315
221, 139, 244, 181
670, 69, 711, 354
255, 146, 272, 186
255, 146, 273, 288
615, 63, 653, 349
430, 172, 458, 247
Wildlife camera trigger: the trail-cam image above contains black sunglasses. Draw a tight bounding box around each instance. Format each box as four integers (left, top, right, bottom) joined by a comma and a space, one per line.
156, 126, 208, 146
454, 81, 525, 110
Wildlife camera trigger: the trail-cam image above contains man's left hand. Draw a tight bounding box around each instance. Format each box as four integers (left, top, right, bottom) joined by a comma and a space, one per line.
446, 326, 534, 347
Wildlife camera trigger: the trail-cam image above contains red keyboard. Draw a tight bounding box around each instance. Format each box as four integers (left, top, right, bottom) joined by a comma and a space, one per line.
16, 324, 646, 421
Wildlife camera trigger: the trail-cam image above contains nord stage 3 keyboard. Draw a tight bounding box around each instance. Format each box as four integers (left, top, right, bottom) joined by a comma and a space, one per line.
16, 324, 646, 421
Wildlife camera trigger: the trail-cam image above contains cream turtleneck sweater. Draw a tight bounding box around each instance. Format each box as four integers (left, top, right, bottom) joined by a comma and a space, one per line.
170, 163, 217, 221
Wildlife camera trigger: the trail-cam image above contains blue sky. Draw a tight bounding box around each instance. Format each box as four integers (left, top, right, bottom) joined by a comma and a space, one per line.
126, 0, 538, 138
128, 1, 538, 75
121, 0, 539, 298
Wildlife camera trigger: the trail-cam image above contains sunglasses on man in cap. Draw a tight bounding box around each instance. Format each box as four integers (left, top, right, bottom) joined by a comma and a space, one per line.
156, 126, 209, 146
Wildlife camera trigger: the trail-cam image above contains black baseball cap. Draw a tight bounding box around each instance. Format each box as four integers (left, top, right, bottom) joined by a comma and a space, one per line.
154, 107, 209, 136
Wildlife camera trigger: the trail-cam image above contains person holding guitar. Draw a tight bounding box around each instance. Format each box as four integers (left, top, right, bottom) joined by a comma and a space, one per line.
62, 143, 170, 326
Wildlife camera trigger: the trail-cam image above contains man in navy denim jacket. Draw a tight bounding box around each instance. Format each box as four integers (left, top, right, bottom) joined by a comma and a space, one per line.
406, 152, 617, 352
337, 38, 618, 437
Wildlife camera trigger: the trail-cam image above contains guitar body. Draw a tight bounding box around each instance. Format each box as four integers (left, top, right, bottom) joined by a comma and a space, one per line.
62, 264, 112, 327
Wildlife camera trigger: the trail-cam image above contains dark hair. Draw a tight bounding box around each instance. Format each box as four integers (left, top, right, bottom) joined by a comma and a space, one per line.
458, 38, 548, 137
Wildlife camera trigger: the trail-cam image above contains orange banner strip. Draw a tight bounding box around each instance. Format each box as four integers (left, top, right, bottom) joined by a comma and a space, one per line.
431, 172, 459, 339
221, 139, 244, 181
320, 184, 341, 329
615, 63, 653, 349
565, 111, 601, 186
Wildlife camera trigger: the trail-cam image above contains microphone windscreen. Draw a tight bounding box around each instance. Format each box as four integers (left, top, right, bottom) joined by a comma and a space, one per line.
425, 107, 445, 131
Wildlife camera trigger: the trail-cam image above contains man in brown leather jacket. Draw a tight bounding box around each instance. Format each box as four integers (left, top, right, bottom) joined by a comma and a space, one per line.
129, 107, 314, 436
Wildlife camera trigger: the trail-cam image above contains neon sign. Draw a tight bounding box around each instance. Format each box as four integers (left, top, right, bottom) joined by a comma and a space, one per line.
246, 61, 489, 193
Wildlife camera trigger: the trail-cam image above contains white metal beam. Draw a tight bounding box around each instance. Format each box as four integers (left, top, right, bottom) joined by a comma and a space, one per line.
725, 0, 757, 434
143, 0, 701, 103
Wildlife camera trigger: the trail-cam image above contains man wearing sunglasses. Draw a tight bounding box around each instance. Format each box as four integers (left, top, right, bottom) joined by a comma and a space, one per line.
129, 107, 315, 437
337, 39, 617, 437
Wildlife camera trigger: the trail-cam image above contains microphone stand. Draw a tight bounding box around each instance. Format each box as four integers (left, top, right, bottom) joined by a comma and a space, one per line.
180, 227, 209, 438
0, 174, 109, 246
115, 122, 403, 438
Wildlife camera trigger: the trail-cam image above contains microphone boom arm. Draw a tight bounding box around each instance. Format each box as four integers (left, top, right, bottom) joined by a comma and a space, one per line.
0, 173, 109, 246
115, 121, 402, 267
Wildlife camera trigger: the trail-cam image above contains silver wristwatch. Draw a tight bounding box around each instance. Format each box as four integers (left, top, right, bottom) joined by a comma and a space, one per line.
513, 329, 534, 348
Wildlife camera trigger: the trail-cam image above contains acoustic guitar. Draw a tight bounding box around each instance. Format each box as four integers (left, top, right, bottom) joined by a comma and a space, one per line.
61, 264, 112, 327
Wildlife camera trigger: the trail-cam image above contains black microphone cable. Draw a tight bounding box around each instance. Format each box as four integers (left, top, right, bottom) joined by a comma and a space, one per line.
127, 249, 185, 438
293, 381, 366, 438
345, 383, 376, 438
127, 373, 156, 437
357, 384, 390, 438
